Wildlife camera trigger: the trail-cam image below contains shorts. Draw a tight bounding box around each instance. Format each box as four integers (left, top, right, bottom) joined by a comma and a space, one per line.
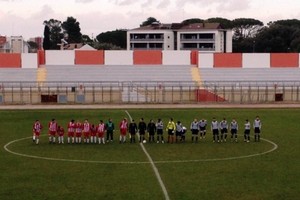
68, 132, 75, 137
83, 132, 90, 137
213, 129, 219, 135
244, 129, 250, 135
168, 129, 174, 135
221, 128, 228, 134
34, 131, 41, 137
49, 131, 56, 136
231, 129, 237, 134
139, 130, 145, 135
157, 129, 163, 135
98, 132, 105, 138
58, 133, 64, 137
149, 131, 155, 136
120, 129, 127, 136
254, 127, 260, 134
76, 132, 82, 137
199, 127, 206, 132
191, 129, 199, 135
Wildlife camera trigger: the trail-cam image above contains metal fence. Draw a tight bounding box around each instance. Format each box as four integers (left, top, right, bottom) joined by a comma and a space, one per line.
0, 81, 299, 104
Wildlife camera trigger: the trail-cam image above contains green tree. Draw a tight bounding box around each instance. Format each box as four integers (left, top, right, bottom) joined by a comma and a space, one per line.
255, 21, 300, 52
62, 17, 82, 43
43, 19, 63, 50
42, 25, 51, 50
232, 18, 264, 52
232, 18, 264, 40
27, 41, 39, 53
205, 17, 233, 29
140, 17, 159, 27
82, 34, 94, 46
96, 29, 127, 49
93, 42, 122, 50
181, 18, 204, 25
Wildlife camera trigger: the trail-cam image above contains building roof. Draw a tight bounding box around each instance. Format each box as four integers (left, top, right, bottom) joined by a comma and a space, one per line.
130, 22, 223, 31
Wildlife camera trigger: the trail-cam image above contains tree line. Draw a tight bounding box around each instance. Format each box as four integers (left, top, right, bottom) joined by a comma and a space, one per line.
39, 16, 300, 52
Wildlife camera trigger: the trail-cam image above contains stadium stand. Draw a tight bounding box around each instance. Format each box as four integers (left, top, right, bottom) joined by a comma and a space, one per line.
0, 68, 37, 82
44, 65, 193, 82
199, 68, 300, 82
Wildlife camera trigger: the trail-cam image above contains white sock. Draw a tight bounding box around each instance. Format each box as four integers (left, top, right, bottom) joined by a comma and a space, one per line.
33, 135, 36, 140
49, 137, 52, 142
87, 139, 90, 143
79, 138, 81, 143
68, 137, 70, 143
91, 137, 93, 143
72, 137, 74, 143
36, 138, 39, 144
61, 136, 64, 143
119, 135, 122, 141
75, 137, 78, 143
53, 137, 56, 143
102, 138, 105, 144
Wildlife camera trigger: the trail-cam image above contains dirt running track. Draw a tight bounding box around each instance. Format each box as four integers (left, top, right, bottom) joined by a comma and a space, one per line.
0, 103, 300, 110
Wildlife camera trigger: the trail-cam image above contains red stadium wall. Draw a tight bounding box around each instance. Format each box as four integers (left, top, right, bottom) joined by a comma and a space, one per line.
0, 53, 21, 68
195, 89, 225, 102
214, 53, 242, 68
38, 50, 45, 66
190, 50, 198, 66
133, 50, 162, 65
75, 50, 104, 65
270, 53, 299, 68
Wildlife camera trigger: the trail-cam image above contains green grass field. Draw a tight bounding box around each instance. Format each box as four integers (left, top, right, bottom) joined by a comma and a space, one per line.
1, 108, 299, 200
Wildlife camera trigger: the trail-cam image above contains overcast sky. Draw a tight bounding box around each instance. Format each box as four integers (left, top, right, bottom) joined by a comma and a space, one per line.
1, 0, 299, 40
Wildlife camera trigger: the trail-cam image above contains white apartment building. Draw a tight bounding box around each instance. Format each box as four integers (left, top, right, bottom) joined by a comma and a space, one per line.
127, 22, 232, 52
0, 36, 29, 53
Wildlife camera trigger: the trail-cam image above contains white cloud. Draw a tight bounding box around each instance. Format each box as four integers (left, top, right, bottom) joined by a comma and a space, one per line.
29, 4, 55, 20
75, 0, 94, 3
157, 0, 171, 9
114, 0, 137, 6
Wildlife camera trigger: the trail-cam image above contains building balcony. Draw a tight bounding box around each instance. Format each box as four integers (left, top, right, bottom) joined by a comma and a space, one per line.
180, 38, 215, 42
130, 38, 164, 42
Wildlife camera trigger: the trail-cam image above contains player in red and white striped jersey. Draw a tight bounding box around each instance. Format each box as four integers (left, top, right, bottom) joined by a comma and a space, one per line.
57, 125, 65, 144
48, 119, 58, 144
83, 119, 91, 144
97, 120, 105, 144
67, 119, 75, 144
90, 124, 97, 144
75, 120, 83, 144
33, 120, 43, 144
119, 118, 128, 143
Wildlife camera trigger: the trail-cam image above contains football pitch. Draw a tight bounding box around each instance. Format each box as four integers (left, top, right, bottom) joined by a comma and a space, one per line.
1, 108, 299, 200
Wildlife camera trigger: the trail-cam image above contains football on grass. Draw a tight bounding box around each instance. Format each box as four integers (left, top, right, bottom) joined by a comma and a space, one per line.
142, 140, 147, 144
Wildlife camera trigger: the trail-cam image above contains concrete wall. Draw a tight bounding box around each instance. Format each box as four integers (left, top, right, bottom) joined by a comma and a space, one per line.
198, 53, 214, 68
243, 53, 270, 68
21, 53, 38, 69
162, 50, 190, 65
45, 50, 75, 65
0, 51, 300, 68
105, 50, 133, 65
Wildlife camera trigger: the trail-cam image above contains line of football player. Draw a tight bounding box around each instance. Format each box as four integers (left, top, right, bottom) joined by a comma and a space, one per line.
32, 117, 262, 145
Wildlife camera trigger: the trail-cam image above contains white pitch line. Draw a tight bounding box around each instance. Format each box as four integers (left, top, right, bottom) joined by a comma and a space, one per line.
125, 110, 170, 200
3, 136, 150, 164
3, 136, 278, 164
